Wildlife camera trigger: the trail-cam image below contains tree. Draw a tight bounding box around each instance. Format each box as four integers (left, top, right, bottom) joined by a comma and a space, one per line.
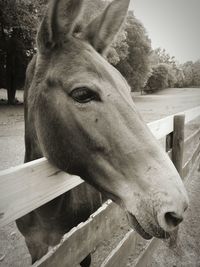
192, 60, 200, 86
182, 61, 194, 87
173, 65, 185, 88
116, 11, 152, 92
0, 0, 46, 104
152, 48, 176, 66
107, 28, 129, 66
181, 60, 200, 87
144, 63, 176, 93
150, 47, 187, 89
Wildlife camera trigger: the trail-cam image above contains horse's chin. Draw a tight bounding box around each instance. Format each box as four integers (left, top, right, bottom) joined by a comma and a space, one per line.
127, 213, 170, 240
127, 213, 153, 239
100, 190, 170, 240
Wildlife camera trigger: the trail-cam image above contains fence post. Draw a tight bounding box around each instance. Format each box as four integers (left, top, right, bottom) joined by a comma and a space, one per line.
172, 115, 185, 178
170, 115, 185, 247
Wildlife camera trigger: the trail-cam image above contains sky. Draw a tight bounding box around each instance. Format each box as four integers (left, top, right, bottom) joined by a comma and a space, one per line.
129, 0, 200, 63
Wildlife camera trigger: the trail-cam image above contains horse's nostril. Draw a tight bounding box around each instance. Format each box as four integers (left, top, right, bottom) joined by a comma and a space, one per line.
165, 212, 183, 227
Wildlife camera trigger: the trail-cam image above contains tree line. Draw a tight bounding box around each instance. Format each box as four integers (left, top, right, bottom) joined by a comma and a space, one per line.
144, 48, 200, 93
0, 0, 199, 104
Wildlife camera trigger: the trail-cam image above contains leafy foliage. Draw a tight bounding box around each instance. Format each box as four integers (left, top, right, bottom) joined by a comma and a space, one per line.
146, 47, 200, 91
116, 12, 152, 91
192, 60, 200, 86
182, 60, 200, 87
107, 28, 129, 66
0, 0, 46, 103
144, 63, 176, 93
151, 48, 176, 66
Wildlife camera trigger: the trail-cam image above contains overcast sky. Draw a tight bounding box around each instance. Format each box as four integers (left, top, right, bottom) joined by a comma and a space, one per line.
129, 0, 200, 63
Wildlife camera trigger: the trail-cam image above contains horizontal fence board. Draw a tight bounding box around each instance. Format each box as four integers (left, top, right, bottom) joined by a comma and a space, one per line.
184, 128, 200, 150
184, 106, 200, 124
134, 238, 159, 267
0, 158, 83, 227
101, 230, 136, 267
0, 106, 200, 228
33, 201, 121, 267
148, 116, 173, 140
148, 106, 200, 139
183, 141, 200, 178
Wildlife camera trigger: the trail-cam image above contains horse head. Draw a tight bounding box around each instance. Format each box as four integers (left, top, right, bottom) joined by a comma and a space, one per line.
30, 0, 188, 240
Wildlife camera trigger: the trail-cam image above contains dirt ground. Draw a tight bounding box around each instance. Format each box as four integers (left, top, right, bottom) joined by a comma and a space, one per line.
0, 87, 200, 266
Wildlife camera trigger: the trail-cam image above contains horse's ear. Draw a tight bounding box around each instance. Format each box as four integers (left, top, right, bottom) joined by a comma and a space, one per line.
83, 0, 130, 54
37, 0, 84, 54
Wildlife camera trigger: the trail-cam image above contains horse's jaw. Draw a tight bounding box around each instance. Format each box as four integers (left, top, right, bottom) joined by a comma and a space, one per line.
75, 139, 188, 240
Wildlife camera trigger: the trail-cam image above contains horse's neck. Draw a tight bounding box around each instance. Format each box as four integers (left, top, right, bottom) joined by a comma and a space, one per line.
35, 183, 103, 232
24, 55, 43, 162
69, 183, 103, 216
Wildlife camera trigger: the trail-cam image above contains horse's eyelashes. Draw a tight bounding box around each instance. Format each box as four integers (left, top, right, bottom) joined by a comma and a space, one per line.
70, 87, 100, 103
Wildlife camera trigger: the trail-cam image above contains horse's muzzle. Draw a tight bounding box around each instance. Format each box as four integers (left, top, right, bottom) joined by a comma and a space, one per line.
127, 212, 170, 240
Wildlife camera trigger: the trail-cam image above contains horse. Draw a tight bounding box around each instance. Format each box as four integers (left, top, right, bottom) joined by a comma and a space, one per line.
16, 0, 189, 265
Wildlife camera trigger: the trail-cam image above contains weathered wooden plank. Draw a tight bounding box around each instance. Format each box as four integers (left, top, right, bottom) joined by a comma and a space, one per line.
134, 238, 159, 267
184, 128, 200, 150
148, 106, 200, 139
172, 115, 185, 177
184, 106, 200, 124
148, 115, 174, 140
0, 158, 83, 227
183, 141, 200, 179
100, 229, 136, 267
33, 201, 121, 267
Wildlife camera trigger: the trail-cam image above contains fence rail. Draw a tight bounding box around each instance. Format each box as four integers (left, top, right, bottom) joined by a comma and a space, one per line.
0, 159, 83, 227
0, 106, 200, 266
34, 201, 121, 267
148, 106, 200, 139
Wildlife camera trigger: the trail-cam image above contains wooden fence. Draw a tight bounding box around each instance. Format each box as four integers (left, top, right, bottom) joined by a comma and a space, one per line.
0, 106, 200, 266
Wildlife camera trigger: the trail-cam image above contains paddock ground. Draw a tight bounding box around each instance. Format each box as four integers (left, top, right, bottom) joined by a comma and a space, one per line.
0, 87, 200, 266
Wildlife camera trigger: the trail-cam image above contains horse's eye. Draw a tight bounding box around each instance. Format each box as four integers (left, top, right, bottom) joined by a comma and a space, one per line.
70, 87, 100, 103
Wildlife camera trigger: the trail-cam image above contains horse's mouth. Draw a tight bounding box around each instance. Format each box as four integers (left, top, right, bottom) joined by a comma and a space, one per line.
101, 189, 170, 240
127, 213, 170, 240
